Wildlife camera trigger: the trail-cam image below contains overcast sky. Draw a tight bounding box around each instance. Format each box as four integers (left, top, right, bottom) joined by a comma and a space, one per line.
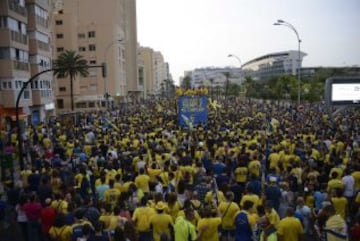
137, 0, 360, 84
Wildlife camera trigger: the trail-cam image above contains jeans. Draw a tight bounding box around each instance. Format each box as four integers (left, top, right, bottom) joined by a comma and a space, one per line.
139, 231, 153, 241
27, 219, 42, 241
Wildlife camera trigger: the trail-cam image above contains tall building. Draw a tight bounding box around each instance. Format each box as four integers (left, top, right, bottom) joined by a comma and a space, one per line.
0, 0, 54, 129
138, 46, 170, 96
52, 0, 138, 112
242, 50, 306, 82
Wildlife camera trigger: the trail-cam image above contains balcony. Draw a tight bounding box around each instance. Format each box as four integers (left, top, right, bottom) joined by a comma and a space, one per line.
10, 30, 27, 45
13, 60, 29, 71
8, 0, 27, 17
37, 40, 50, 51
36, 16, 48, 28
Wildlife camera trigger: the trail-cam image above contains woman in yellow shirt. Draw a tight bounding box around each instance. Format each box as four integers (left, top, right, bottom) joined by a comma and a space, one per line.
49, 214, 72, 241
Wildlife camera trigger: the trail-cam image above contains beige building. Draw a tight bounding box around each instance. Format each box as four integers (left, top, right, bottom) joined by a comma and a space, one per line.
0, 0, 54, 128
138, 46, 170, 97
52, 0, 138, 112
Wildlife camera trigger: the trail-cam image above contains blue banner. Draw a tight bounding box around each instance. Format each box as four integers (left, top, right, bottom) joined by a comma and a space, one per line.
178, 96, 208, 127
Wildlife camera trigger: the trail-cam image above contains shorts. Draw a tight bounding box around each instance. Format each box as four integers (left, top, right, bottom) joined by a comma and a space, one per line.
220, 228, 235, 238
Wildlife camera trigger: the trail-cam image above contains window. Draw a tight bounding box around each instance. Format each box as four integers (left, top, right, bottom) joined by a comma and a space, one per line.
56, 99, 64, 109
89, 60, 96, 64
78, 33, 85, 39
89, 44, 96, 51
2, 82, 6, 89
88, 102, 95, 108
59, 87, 66, 92
57, 47, 64, 52
56, 33, 63, 39
88, 31, 95, 38
55, 20, 63, 25
78, 46, 86, 52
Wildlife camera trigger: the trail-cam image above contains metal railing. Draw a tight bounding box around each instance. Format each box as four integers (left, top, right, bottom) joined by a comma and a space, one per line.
10, 30, 27, 45
13, 60, 29, 71
8, 0, 27, 17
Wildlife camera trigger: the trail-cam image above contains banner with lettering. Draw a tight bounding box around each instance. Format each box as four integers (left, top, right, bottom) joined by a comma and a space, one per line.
178, 96, 208, 128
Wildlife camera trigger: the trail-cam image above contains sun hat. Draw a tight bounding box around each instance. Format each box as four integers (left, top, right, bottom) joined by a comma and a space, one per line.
155, 201, 167, 211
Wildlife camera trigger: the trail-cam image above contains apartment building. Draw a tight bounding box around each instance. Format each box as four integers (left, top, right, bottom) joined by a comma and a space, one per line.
52, 0, 138, 111
242, 50, 307, 82
138, 46, 170, 96
0, 0, 54, 129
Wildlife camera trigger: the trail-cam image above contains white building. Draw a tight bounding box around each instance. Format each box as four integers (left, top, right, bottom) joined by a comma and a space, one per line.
242, 50, 306, 82
189, 67, 242, 88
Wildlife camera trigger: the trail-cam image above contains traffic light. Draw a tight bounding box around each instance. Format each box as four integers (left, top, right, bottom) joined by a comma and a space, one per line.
102, 62, 107, 78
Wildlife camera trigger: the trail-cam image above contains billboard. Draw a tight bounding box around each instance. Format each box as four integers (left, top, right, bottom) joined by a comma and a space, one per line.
178, 96, 208, 127
325, 77, 360, 105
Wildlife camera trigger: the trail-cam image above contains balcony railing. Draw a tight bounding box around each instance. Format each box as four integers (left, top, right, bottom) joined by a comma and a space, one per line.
8, 0, 27, 17
36, 16, 48, 28
13, 60, 29, 71
10, 30, 27, 45
37, 40, 50, 51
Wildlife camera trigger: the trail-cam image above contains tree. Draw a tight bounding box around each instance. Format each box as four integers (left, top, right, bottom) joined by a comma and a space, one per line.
181, 75, 192, 89
53, 50, 89, 111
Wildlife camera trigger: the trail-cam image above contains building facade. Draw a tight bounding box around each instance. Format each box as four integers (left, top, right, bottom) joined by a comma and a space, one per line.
188, 67, 242, 88
0, 0, 54, 129
52, 0, 138, 112
138, 46, 170, 97
242, 50, 306, 82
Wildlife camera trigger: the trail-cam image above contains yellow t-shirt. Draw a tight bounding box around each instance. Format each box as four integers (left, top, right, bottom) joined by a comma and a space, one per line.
266, 208, 280, 227
234, 167, 248, 183
197, 217, 222, 241
248, 160, 261, 177
327, 179, 344, 191
166, 201, 181, 222
331, 197, 347, 219
48, 226, 72, 241
240, 194, 261, 211
149, 213, 173, 241
352, 171, 360, 190
135, 174, 150, 193
132, 206, 156, 232
177, 210, 200, 226
205, 191, 226, 204
219, 201, 240, 230
103, 188, 120, 207
277, 216, 303, 241
51, 200, 68, 214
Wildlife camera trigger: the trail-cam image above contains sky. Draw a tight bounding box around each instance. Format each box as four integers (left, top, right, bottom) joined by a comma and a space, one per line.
137, 0, 360, 85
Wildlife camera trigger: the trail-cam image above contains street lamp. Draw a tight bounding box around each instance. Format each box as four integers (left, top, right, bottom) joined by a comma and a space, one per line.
103, 39, 123, 108
273, 19, 302, 106
228, 54, 242, 67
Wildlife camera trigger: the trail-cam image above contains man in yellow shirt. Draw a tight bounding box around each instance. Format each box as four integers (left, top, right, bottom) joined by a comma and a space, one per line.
219, 191, 240, 240
135, 168, 150, 194
132, 196, 156, 241
240, 186, 261, 211
103, 179, 120, 208
277, 207, 303, 241
149, 201, 173, 241
197, 207, 221, 241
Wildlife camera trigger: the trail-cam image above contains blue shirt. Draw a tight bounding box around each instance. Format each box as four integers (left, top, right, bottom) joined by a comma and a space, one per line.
235, 211, 253, 241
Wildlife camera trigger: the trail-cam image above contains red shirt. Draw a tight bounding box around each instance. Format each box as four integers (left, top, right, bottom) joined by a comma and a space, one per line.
352, 224, 360, 241
22, 202, 42, 220
40, 207, 57, 233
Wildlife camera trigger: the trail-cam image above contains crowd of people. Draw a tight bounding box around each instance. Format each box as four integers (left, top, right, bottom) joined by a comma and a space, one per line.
0, 98, 359, 241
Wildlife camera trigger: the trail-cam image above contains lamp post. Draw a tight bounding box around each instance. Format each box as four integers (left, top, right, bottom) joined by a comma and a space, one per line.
273, 19, 302, 106
228, 53, 242, 84
103, 39, 123, 108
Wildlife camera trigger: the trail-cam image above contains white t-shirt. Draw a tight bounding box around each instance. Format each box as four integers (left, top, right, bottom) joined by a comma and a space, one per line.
342, 175, 354, 197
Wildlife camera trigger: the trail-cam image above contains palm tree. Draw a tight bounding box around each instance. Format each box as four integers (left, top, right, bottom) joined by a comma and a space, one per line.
53, 50, 89, 111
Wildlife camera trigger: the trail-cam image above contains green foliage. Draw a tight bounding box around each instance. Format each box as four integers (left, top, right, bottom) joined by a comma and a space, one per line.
181, 76, 192, 89
53, 50, 89, 111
